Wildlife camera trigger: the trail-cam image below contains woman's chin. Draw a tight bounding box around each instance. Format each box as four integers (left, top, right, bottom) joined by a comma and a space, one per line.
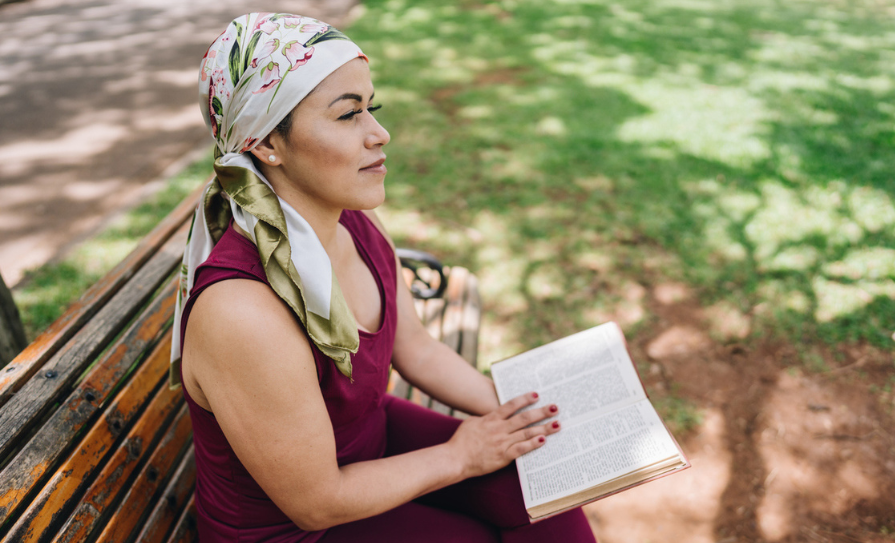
350, 184, 387, 211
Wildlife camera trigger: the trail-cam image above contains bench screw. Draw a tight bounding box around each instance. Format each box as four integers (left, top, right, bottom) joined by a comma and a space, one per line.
5, 366, 15, 373
147, 467, 159, 482
45, 370, 57, 378
85, 391, 96, 402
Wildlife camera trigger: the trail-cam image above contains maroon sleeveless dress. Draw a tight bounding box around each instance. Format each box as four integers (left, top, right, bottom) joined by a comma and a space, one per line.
178, 210, 397, 542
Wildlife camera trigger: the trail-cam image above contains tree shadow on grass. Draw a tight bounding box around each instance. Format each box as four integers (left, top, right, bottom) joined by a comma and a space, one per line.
352, 0, 895, 540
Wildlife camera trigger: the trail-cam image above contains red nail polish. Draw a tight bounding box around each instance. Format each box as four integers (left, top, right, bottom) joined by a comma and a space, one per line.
549, 405, 558, 413
552, 421, 560, 429
538, 436, 545, 443
532, 392, 539, 399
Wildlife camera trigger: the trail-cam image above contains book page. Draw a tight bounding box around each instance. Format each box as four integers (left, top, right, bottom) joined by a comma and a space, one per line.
491, 323, 645, 425
516, 401, 680, 507
490, 322, 685, 510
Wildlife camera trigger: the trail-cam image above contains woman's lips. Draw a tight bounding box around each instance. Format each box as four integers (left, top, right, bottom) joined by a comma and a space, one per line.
360, 158, 387, 174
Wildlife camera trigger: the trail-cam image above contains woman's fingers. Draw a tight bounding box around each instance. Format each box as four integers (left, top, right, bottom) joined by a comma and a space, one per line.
507, 434, 549, 458
511, 404, 557, 428
520, 419, 561, 441
449, 395, 564, 477
495, 392, 559, 422
494, 392, 540, 418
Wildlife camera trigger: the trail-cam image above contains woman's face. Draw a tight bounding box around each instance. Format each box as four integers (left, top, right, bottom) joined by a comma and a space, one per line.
263, 58, 390, 214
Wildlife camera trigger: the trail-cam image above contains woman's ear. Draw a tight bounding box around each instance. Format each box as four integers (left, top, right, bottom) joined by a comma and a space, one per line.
248, 135, 280, 166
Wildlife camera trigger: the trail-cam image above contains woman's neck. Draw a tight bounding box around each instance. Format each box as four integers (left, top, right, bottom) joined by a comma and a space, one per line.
253, 158, 349, 256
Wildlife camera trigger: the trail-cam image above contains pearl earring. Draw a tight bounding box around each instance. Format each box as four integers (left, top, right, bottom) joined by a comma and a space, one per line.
268, 155, 276, 162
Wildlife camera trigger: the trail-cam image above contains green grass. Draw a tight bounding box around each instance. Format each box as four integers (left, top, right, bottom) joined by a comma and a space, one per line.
14, 0, 895, 369
345, 0, 895, 363
653, 394, 704, 434
13, 155, 213, 340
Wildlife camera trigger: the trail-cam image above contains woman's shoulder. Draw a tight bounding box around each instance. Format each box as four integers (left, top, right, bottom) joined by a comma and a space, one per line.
185, 276, 316, 392
196, 222, 267, 284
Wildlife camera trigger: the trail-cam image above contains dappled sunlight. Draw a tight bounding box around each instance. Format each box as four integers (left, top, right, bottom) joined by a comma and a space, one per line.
704, 301, 752, 341
583, 281, 646, 330
586, 408, 732, 543
616, 83, 773, 169
0, 123, 130, 176
1, 0, 336, 287
646, 325, 712, 359
824, 247, 895, 280
60, 179, 125, 202
813, 277, 895, 323
653, 282, 692, 305
755, 371, 886, 540
680, 173, 895, 343
747, 182, 861, 262
848, 187, 895, 233
331, 1, 895, 540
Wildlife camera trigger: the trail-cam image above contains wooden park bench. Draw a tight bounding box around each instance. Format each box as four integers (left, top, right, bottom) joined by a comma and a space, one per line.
0, 184, 481, 542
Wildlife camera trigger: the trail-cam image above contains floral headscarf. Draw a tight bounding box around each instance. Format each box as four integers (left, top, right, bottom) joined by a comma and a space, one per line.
170, 13, 368, 387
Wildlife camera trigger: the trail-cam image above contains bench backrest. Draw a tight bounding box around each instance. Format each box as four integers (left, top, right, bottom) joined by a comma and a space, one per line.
0, 185, 481, 543
0, 186, 201, 543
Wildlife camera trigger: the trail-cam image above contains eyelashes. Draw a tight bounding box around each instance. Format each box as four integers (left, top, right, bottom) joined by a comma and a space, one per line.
338, 104, 382, 121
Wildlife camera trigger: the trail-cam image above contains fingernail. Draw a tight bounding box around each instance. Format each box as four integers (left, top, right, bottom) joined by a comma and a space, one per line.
549, 404, 558, 413
552, 421, 560, 429
532, 392, 539, 399
538, 436, 545, 443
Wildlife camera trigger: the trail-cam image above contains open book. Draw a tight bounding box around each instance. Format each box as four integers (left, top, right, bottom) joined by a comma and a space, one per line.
490, 322, 690, 520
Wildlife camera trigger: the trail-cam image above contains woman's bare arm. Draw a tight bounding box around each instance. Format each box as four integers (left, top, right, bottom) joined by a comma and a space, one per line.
390, 272, 501, 415
361, 209, 501, 415
184, 278, 558, 531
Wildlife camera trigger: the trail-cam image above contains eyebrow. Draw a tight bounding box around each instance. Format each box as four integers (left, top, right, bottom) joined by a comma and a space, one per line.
328, 92, 375, 107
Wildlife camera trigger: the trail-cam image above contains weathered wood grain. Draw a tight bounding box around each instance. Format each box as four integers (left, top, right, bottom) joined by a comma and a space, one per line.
0, 223, 188, 465
0, 214, 480, 543
422, 297, 453, 416
135, 446, 196, 543
440, 266, 468, 356
459, 273, 481, 370
0, 183, 202, 405
8, 363, 182, 543
0, 334, 172, 542
0, 278, 179, 529
54, 387, 183, 543
165, 494, 198, 543
93, 405, 192, 543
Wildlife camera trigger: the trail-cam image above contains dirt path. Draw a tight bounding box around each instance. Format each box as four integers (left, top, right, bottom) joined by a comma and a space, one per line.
0, 0, 358, 287
584, 283, 895, 543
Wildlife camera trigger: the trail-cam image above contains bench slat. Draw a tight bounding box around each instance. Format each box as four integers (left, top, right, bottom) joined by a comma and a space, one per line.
0, 184, 201, 406
49, 391, 184, 543
421, 297, 453, 415
0, 334, 174, 542
165, 494, 198, 543
440, 266, 467, 356
0, 192, 481, 543
0, 222, 188, 468
0, 277, 180, 530
459, 273, 481, 370
135, 446, 197, 543
93, 405, 192, 543
387, 267, 479, 418
4, 340, 183, 542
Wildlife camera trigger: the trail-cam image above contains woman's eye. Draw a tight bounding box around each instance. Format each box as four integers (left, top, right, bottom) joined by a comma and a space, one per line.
338, 105, 382, 121
338, 109, 362, 121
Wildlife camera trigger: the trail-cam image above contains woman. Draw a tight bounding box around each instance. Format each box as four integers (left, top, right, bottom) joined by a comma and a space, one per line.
172, 13, 597, 542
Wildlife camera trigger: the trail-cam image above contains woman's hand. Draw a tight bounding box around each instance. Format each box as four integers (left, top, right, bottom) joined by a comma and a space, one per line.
447, 392, 560, 479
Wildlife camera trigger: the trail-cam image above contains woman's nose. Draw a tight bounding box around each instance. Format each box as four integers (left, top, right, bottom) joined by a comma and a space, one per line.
364, 113, 390, 148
